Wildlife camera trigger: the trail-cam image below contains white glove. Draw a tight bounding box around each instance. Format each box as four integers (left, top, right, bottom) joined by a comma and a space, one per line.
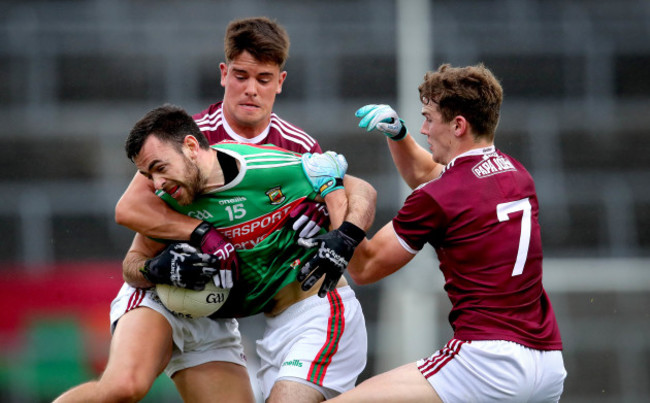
355, 104, 407, 140
301, 151, 348, 197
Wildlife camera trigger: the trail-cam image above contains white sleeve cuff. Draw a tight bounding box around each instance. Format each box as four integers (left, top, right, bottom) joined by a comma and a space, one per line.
392, 227, 419, 255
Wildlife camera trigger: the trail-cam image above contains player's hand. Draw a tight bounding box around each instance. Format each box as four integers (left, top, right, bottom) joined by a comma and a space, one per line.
355, 104, 407, 141
289, 201, 330, 238
297, 222, 366, 298
301, 151, 348, 197
189, 221, 239, 288
142, 243, 221, 291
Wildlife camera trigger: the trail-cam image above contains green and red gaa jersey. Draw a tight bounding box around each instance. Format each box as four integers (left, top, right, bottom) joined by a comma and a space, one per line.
158, 141, 322, 317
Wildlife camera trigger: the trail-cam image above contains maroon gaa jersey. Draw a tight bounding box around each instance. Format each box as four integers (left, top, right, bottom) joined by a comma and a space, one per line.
392, 146, 562, 351
193, 101, 321, 153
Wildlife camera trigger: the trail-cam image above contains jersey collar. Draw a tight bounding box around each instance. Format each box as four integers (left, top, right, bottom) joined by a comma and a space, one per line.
442, 145, 496, 174
222, 115, 271, 144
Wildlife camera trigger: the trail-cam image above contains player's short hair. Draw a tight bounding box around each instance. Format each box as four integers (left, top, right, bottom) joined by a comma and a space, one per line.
224, 16, 290, 69
418, 63, 503, 141
125, 104, 210, 161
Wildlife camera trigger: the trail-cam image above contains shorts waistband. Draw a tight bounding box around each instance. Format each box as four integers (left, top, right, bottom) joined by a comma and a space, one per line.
266, 286, 356, 327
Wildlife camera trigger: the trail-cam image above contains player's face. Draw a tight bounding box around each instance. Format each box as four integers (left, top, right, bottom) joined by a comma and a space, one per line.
220, 51, 287, 138
420, 103, 456, 165
134, 136, 205, 206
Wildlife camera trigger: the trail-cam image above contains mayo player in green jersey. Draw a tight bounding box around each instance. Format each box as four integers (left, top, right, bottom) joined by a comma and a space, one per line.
60, 106, 376, 402
148, 140, 356, 318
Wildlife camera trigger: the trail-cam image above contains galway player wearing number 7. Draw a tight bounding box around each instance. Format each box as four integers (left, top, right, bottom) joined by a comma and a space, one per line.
329, 64, 566, 403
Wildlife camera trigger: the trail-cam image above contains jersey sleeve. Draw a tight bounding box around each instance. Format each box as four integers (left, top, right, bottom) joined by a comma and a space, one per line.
309, 141, 322, 153
392, 187, 447, 252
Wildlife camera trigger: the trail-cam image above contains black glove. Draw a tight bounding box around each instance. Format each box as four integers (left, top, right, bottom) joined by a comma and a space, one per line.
142, 243, 220, 291
297, 221, 366, 298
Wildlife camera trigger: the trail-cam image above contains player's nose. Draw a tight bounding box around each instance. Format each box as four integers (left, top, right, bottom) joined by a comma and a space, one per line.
152, 175, 165, 190
244, 79, 257, 97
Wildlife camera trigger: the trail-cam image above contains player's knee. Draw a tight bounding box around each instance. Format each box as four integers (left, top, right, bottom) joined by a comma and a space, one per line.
99, 373, 152, 402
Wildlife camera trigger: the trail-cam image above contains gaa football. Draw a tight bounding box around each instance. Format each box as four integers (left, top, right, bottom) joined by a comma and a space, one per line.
156, 280, 229, 317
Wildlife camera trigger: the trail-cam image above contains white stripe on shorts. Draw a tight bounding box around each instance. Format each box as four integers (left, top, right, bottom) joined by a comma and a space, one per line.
418, 338, 468, 378
126, 288, 146, 312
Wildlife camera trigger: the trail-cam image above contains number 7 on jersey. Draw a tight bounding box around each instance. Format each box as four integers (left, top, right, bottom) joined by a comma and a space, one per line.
496, 198, 532, 276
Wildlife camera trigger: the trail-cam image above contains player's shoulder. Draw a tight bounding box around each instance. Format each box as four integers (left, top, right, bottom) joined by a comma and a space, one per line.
215, 140, 299, 155
269, 112, 307, 134
268, 113, 321, 153
193, 101, 223, 124
414, 153, 487, 200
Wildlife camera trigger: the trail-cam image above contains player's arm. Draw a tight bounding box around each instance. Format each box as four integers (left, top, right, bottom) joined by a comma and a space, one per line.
116, 172, 238, 283
123, 233, 165, 288
347, 221, 415, 285
355, 104, 442, 188
386, 133, 442, 188
115, 172, 201, 240
297, 152, 377, 297
324, 175, 376, 231
299, 152, 376, 231
123, 232, 229, 291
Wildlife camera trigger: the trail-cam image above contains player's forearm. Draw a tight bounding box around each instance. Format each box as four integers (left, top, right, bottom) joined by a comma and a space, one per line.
115, 173, 201, 240
122, 234, 163, 288
347, 222, 412, 285
346, 240, 376, 285
123, 250, 153, 288
387, 135, 442, 189
323, 189, 347, 229
342, 175, 376, 231
323, 175, 376, 231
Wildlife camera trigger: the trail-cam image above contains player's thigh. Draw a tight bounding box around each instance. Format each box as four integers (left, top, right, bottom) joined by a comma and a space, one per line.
102, 307, 173, 388
173, 361, 255, 403
330, 362, 441, 403
268, 379, 325, 403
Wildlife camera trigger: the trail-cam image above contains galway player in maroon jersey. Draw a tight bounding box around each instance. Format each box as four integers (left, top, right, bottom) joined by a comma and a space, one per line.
330, 64, 566, 403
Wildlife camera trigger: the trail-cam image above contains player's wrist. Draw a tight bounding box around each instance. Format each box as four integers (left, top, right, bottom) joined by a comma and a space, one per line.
390, 119, 408, 141
338, 221, 366, 245
319, 177, 344, 197
190, 221, 212, 248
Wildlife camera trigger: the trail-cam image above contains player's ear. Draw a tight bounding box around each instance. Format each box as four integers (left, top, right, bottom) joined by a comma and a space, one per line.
277, 70, 287, 94
453, 116, 468, 137
183, 135, 200, 159
219, 62, 228, 87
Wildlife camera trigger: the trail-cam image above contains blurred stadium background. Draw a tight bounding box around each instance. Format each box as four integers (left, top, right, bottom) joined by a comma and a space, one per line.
1, 0, 649, 402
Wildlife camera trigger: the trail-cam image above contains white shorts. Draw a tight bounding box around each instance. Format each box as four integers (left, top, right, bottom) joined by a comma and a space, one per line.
256, 286, 367, 400
110, 283, 247, 377
417, 339, 567, 403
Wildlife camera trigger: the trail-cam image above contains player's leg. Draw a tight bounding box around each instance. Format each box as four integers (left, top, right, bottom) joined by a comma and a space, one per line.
173, 361, 256, 403
329, 362, 442, 403
53, 307, 173, 402
260, 287, 367, 403
267, 379, 325, 402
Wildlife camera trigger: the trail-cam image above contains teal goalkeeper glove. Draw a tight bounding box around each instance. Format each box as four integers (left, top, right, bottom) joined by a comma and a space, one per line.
302, 151, 348, 197
355, 104, 407, 141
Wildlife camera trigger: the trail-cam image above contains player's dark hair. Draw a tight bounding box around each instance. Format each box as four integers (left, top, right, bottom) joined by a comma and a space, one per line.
125, 104, 210, 161
418, 63, 503, 141
224, 16, 290, 69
